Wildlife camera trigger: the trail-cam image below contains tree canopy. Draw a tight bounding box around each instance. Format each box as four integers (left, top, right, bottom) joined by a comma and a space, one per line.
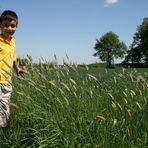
125, 17, 148, 65
93, 31, 127, 68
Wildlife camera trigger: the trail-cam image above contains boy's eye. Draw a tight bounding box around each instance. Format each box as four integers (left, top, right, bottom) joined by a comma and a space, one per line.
4, 23, 10, 27
11, 24, 16, 28
4, 23, 16, 28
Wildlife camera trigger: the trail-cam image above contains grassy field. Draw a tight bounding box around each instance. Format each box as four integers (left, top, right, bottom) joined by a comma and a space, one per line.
0, 64, 148, 148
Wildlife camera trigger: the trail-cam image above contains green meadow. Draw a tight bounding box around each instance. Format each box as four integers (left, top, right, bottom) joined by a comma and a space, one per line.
0, 64, 148, 148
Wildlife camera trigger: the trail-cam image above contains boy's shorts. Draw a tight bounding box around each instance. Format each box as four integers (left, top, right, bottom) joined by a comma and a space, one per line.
0, 84, 12, 127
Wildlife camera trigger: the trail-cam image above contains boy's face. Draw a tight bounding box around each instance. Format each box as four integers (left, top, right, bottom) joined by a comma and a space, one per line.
0, 19, 17, 40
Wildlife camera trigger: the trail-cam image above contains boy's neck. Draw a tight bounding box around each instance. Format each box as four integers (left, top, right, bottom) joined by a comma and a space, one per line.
1, 33, 13, 41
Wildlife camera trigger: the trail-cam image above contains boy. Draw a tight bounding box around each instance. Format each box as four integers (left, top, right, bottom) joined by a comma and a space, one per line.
0, 10, 22, 127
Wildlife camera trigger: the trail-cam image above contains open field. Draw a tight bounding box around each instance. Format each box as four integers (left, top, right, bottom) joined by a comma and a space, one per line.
0, 64, 148, 147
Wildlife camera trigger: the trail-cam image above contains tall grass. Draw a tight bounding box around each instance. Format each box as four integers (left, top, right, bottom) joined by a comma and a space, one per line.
0, 63, 147, 147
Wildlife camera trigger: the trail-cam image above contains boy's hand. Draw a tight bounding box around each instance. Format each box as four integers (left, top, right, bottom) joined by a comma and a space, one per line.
17, 68, 27, 76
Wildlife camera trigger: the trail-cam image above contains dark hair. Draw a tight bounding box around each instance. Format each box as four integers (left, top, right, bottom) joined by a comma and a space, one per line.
0, 10, 18, 24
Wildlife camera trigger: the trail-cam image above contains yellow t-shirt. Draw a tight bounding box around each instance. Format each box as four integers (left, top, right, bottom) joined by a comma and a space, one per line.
0, 35, 16, 84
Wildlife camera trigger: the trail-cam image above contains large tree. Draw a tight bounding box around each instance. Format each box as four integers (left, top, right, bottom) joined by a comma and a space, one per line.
125, 17, 148, 65
93, 31, 127, 68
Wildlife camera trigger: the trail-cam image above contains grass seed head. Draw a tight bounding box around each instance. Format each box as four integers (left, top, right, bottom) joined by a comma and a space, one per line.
129, 74, 134, 82
108, 93, 115, 100
69, 78, 76, 85
136, 102, 142, 110
111, 101, 117, 109
125, 108, 132, 116
96, 115, 106, 121
117, 102, 123, 111
61, 82, 70, 91
114, 77, 117, 84
123, 91, 128, 97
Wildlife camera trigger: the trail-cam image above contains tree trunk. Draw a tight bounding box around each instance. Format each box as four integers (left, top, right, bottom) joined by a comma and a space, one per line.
107, 51, 112, 68
145, 54, 148, 65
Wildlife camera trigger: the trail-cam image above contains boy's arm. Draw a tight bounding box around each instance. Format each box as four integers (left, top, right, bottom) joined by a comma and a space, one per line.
13, 60, 19, 74
13, 60, 25, 75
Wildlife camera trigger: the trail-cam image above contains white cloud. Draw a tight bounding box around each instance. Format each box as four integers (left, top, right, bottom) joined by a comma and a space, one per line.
104, 0, 119, 7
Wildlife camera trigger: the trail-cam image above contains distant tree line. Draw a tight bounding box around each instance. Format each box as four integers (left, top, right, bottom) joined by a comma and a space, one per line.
93, 17, 148, 68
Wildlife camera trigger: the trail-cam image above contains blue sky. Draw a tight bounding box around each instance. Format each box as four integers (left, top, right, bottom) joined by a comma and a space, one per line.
0, 0, 148, 64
